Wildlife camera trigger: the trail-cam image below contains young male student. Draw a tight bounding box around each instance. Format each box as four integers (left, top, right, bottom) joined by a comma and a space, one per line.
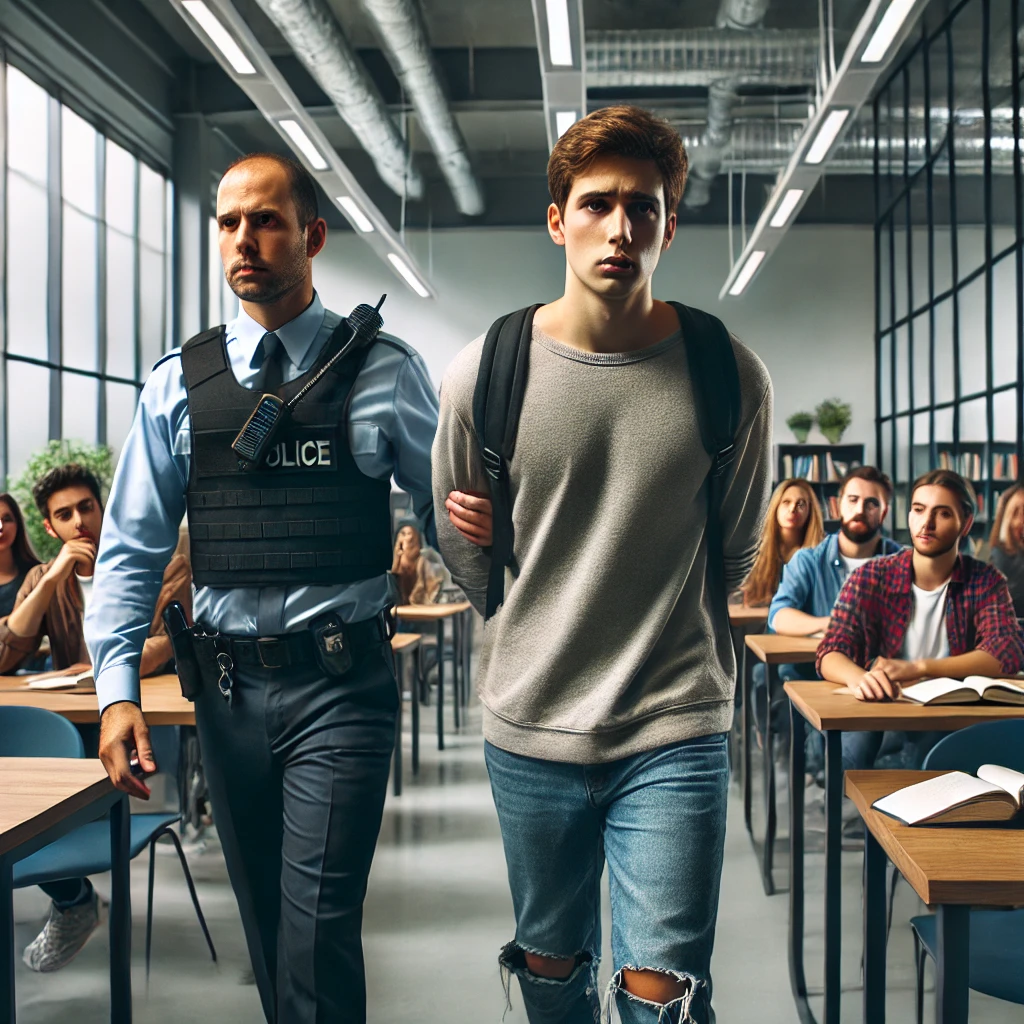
0, 464, 189, 972
818, 469, 1024, 769
434, 105, 773, 1024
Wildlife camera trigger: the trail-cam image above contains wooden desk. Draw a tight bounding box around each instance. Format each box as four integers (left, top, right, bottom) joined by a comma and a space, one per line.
0, 758, 131, 1023
784, 684, 1024, 1024
729, 604, 770, 627
741, 635, 822, 896
847, 770, 1024, 1024
727, 607, 770, 785
396, 603, 473, 746
389, 634, 422, 796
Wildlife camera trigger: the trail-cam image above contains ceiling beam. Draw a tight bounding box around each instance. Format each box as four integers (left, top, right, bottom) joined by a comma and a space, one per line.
530, 0, 587, 149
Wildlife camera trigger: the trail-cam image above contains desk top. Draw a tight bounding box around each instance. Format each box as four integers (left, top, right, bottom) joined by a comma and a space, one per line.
0, 758, 112, 857
395, 602, 472, 622
744, 634, 820, 664
785, 680, 1024, 732
846, 770, 1024, 906
728, 605, 770, 626
390, 633, 421, 652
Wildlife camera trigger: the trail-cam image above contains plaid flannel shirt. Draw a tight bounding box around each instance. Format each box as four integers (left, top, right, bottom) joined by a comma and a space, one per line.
816, 547, 1024, 676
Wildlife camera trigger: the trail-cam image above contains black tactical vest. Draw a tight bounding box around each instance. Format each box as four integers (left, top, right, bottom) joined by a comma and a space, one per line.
180, 323, 393, 588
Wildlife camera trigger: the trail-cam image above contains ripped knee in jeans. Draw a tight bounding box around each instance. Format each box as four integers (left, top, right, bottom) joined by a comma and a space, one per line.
605, 966, 702, 1023
499, 940, 599, 1012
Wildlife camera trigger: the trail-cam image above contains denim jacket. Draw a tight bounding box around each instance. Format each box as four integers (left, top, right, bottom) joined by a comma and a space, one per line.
767, 532, 904, 632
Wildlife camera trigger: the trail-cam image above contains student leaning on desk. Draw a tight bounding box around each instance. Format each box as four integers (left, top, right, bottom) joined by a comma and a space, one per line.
818, 469, 1024, 771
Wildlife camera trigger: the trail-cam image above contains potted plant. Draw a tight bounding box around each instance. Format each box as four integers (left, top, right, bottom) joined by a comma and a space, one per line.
786, 411, 814, 444
815, 398, 853, 445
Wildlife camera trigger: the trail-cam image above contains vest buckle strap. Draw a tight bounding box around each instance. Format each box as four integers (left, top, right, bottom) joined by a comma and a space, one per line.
482, 447, 503, 482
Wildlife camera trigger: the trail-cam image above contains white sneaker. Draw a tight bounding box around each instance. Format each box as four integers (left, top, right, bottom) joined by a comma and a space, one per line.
22, 890, 107, 973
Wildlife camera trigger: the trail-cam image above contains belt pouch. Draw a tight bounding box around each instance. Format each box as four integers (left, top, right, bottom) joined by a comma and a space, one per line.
162, 601, 205, 700
309, 611, 354, 677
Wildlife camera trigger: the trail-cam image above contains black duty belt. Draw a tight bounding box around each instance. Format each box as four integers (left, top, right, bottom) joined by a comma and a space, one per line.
193, 611, 389, 670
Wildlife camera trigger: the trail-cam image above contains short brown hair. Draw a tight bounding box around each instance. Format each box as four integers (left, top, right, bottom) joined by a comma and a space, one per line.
33, 463, 104, 520
912, 469, 976, 521
839, 465, 893, 501
222, 152, 319, 227
547, 105, 688, 214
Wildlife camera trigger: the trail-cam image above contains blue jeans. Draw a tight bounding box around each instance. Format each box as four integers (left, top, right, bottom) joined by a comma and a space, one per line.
841, 729, 948, 771
485, 733, 730, 1024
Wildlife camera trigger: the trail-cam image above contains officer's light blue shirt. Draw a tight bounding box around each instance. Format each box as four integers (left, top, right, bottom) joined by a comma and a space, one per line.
85, 293, 439, 713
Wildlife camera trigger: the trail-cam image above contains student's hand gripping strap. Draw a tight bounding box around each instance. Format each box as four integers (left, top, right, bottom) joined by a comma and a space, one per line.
471, 305, 542, 620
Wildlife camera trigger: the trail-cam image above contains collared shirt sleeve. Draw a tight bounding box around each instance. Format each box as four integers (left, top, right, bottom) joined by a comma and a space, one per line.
816, 566, 873, 675
85, 358, 189, 713
972, 564, 1024, 673
768, 548, 814, 631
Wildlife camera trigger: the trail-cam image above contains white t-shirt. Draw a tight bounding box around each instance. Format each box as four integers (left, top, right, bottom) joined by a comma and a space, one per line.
900, 581, 951, 662
841, 554, 871, 577
76, 574, 93, 611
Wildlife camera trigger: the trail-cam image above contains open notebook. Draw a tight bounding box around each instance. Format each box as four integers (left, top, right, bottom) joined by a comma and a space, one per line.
900, 676, 1024, 706
26, 664, 95, 692
872, 765, 1024, 825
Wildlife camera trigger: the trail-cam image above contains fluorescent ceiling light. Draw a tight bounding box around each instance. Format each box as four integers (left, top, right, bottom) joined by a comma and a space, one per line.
388, 253, 430, 298
337, 196, 374, 233
555, 111, 578, 138
804, 109, 851, 164
769, 188, 805, 229
545, 0, 574, 66
729, 250, 766, 296
861, 0, 917, 63
181, 1, 255, 75
278, 119, 328, 171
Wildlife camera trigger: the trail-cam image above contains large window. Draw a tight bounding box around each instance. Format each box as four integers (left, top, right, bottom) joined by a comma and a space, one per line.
1, 58, 172, 479
875, 0, 1024, 545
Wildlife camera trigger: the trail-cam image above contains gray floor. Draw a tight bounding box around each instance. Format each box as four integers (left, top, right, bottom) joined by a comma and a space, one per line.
10, 698, 1022, 1022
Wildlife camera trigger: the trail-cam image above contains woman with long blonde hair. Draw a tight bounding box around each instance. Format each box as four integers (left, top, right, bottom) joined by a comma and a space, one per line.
742, 478, 824, 607
989, 483, 1024, 616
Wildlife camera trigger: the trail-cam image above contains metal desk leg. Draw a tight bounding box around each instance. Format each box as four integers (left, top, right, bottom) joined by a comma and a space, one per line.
742, 646, 753, 838
452, 614, 463, 713
1, 861, 14, 1024
393, 651, 404, 797
824, 730, 843, 1024
760, 663, 779, 896
936, 905, 969, 1024
462, 610, 473, 706
863, 830, 888, 1024
109, 793, 132, 1023
411, 646, 421, 775
788, 705, 816, 1024
436, 621, 445, 751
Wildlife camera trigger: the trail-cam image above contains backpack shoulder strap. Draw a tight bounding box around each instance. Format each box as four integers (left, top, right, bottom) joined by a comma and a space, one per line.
471, 305, 541, 619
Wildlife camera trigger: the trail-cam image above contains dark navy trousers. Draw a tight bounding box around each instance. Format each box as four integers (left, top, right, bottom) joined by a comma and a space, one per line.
193, 639, 397, 1024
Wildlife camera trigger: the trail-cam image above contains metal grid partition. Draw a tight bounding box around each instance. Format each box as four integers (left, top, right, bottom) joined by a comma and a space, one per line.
0, 51, 173, 483
874, 0, 1024, 545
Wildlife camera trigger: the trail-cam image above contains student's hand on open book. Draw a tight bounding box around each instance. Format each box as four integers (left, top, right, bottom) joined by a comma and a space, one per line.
852, 666, 901, 701
446, 491, 493, 547
872, 657, 926, 683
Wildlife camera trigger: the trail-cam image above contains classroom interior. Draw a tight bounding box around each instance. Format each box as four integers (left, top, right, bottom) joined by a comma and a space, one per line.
1, 0, 1024, 1021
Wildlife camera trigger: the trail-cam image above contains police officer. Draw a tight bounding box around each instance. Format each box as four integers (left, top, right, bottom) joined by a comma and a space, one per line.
87, 152, 445, 1023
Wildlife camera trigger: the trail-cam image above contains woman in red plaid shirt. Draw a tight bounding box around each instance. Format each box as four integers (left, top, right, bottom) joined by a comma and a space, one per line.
818, 469, 1024, 770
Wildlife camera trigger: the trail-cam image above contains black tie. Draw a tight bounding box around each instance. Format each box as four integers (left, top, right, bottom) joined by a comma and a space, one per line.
259, 332, 284, 395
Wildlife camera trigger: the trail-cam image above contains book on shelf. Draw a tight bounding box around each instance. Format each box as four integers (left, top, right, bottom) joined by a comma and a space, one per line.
937, 450, 983, 480
826, 495, 839, 519
992, 453, 1019, 481
25, 663, 94, 692
900, 675, 1024, 706
872, 765, 1024, 825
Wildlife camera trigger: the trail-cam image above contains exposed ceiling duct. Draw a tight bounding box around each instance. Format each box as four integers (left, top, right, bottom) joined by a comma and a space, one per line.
358, 0, 485, 216
684, 0, 779, 209
585, 27, 821, 87
253, 0, 423, 201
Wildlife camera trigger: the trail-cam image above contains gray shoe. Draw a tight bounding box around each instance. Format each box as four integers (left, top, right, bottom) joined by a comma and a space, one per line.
22, 891, 106, 973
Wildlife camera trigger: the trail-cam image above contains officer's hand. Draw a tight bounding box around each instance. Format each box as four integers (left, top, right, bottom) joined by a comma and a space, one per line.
445, 491, 493, 547
99, 702, 155, 799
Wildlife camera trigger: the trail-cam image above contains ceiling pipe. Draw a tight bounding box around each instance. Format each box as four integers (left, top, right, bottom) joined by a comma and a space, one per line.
253, 0, 422, 200
357, 0, 485, 216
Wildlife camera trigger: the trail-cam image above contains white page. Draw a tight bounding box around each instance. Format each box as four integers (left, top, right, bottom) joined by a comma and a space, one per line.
872, 771, 1003, 824
968, 676, 1024, 697
977, 764, 1024, 807
901, 678, 975, 704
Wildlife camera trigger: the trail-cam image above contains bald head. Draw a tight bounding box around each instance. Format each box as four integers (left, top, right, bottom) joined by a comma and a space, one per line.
221, 152, 319, 228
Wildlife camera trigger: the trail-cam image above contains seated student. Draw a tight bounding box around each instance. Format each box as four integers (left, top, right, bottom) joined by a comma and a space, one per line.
392, 520, 449, 605
741, 477, 824, 607
0, 464, 191, 972
818, 469, 1024, 771
988, 484, 1024, 617
0, 493, 40, 621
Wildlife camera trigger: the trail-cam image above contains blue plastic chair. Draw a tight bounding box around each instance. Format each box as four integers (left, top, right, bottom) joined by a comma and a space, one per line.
0, 706, 216, 976
909, 720, 1024, 1023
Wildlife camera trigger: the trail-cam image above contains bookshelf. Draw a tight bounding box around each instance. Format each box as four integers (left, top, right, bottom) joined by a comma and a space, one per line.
776, 443, 865, 533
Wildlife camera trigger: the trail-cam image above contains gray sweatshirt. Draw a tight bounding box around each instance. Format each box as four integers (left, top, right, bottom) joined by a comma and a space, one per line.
432, 325, 773, 763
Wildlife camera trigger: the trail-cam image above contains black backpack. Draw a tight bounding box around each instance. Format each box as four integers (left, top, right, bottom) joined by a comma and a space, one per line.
471, 302, 743, 630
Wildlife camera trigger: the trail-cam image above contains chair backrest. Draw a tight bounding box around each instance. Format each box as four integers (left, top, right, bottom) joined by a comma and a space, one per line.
0, 706, 85, 758
922, 719, 1024, 774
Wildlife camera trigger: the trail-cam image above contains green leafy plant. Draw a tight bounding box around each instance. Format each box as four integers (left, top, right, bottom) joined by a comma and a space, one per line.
786, 411, 814, 443
815, 398, 853, 445
7, 440, 114, 562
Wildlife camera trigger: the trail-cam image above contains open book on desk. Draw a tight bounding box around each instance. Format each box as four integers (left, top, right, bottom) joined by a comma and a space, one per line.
873, 765, 1024, 825
900, 676, 1024, 706
26, 663, 94, 692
